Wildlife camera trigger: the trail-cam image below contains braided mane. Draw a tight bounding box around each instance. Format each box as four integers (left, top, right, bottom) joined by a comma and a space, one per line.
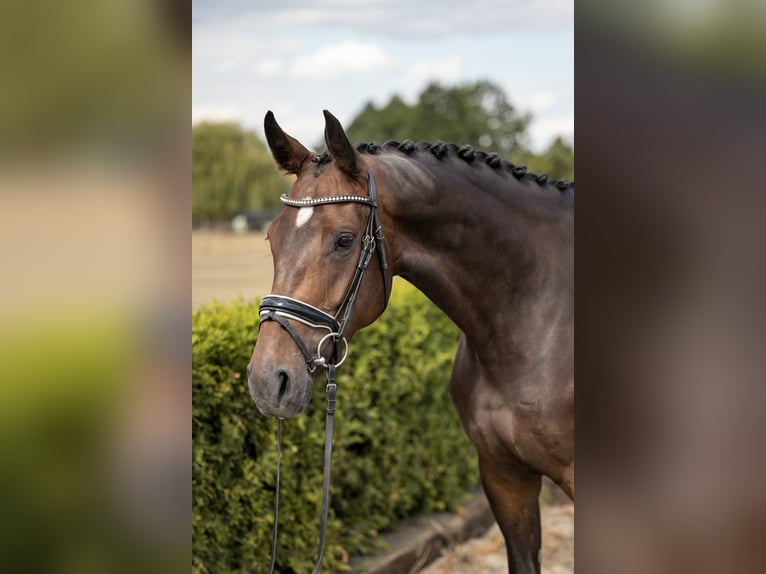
314, 141, 573, 192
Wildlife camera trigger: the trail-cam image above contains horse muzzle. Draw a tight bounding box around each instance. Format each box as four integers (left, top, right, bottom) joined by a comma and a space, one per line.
247, 357, 314, 419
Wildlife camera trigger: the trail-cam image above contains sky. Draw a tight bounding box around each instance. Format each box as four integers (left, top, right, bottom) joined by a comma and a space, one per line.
192, 0, 573, 154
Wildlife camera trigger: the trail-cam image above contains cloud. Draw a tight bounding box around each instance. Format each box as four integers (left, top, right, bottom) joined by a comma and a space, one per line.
528, 113, 574, 152
192, 106, 241, 124
217, 59, 239, 72
516, 90, 558, 114
192, 2, 573, 148
194, 1, 572, 37
405, 57, 463, 86
288, 41, 391, 79
252, 58, 283, 76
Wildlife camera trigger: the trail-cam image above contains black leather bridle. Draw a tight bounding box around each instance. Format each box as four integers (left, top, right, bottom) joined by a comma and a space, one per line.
259, 167, 390, 573
259, 166, 390, 371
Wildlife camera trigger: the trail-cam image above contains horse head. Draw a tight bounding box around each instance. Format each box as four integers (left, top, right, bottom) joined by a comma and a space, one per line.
247, 110, 391, 418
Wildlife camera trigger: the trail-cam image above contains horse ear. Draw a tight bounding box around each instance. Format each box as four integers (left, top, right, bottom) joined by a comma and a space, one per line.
264, 111, 312, 174
323, 110, 358, 177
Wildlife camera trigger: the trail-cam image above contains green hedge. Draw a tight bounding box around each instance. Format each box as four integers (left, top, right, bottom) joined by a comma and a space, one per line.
192, 282, 479, 573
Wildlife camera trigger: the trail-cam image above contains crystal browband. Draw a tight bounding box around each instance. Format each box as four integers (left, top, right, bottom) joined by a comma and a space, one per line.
280, 194, 377, 208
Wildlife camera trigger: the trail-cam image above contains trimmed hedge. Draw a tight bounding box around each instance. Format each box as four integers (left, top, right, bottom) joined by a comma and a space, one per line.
192, 281, 479, 573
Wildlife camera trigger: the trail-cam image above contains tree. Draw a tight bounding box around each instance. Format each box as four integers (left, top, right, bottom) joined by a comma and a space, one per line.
343, 81, 532, 159
344, 81, 573, 182
519, 137, 575, 181
192, 123, 289, 225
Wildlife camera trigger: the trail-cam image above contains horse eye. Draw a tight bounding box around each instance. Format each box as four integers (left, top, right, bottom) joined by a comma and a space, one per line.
335, 233, 355, 251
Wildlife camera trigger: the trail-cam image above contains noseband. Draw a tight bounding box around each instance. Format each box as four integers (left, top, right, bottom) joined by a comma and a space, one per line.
258, 168, 390, 573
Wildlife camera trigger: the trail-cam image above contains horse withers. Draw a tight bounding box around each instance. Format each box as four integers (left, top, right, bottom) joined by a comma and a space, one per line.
248, 110, 574, 573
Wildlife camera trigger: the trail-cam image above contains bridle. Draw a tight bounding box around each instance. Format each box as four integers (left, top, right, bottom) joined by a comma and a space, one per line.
259, 166, 390, 372
258, 167, 390, 573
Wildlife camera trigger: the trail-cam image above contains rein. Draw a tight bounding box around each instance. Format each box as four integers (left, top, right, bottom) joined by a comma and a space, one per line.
258, 168, 389, 573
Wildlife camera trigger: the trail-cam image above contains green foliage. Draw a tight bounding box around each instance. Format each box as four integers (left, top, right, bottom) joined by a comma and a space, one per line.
0, 0, 177, 152
343, 80, 532, 159
342, 80, 573, 182
192, 282, 478, 573
0, 313, 184, 574
192, 83, 573, 228
192, 122, 290, 225
519, 136, 575, 181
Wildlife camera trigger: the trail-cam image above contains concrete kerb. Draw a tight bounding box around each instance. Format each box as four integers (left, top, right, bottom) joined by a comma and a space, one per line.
348, 488, 496, 574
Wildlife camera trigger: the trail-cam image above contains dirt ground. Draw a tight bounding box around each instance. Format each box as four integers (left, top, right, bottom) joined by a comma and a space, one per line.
192, 230, 274, 308
421, 501, 574, 574
192, 230, 574, 573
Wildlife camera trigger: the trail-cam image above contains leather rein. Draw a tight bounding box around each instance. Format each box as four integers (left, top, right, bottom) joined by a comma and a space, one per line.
259, 168, 390, 573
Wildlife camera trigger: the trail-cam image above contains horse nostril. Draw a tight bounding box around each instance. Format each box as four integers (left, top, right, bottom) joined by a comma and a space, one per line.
277, 371, 289, 402
246, 363, 252, 378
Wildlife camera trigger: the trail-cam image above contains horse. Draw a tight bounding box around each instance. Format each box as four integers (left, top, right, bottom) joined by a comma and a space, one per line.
248, 109, 574, 573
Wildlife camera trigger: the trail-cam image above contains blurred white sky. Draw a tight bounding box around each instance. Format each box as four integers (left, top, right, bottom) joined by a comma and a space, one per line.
192, 1, 573, 153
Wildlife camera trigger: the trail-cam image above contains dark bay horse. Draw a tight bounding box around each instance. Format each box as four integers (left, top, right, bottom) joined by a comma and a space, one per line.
248, 110, 573, 573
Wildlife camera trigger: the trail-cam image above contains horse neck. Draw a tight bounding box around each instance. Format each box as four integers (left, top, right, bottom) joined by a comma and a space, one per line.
370, 153, 573, 349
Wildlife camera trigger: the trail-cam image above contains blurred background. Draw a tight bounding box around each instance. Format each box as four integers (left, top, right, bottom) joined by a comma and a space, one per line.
1, 0, 764, 571
577, 1, 766, 573
0, 0, 189, 572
